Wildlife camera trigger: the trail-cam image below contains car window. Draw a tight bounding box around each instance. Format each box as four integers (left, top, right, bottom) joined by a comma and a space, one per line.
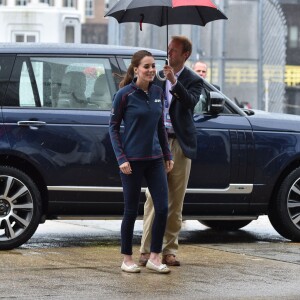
194, 87, 209, 114
194, 83, 239, 115
19, 62, 36, 106
4, 56, 116, 110
124, 58, 237, 116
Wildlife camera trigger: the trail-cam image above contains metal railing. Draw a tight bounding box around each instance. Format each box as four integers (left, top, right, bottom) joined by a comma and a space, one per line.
207, 64, 298, 87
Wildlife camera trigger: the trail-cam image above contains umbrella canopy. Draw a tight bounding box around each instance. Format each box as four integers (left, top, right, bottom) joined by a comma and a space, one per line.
105, 0, 228, 80
105, 0, 227, 27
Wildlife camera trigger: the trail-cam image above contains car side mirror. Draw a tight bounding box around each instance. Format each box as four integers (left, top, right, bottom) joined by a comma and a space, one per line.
207, 91, 225, 114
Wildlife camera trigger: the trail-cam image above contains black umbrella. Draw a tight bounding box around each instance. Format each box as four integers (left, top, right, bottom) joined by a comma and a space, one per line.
105, 0, 228, 49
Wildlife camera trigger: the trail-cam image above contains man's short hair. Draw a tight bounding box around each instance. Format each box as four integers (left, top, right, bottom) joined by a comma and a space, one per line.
193, 61, 207, 69
171, 35, 192, 60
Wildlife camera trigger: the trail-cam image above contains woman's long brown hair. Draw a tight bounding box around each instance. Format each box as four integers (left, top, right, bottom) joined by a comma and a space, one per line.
119, 50, 153, 88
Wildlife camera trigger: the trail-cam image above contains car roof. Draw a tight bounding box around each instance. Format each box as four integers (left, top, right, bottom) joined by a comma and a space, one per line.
0, 43, 167, 56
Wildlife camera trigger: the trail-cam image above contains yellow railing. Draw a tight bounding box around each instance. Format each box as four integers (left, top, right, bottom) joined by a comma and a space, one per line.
285, 65, 300, 87
224, 65, 259, 85
205, 64, 300, 87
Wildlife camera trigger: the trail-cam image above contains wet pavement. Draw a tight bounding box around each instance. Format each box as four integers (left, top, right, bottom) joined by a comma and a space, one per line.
1, 217, 300, 299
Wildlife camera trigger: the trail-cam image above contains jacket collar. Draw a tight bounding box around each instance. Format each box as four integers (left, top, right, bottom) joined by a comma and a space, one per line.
131, 77, 154, 91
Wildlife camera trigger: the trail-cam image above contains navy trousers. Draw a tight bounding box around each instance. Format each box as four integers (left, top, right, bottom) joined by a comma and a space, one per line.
120, 158, 168, 255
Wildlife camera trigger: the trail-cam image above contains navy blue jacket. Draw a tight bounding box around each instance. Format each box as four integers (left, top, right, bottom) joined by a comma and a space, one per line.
154, 67, 203, 159
109, 80, 172, 166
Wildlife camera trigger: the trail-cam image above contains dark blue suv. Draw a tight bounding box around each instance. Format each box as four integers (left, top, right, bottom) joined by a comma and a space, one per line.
1, 43, 300, 250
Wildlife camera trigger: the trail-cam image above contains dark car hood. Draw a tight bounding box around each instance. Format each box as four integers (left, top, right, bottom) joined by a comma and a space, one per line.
246, 110, 300, 132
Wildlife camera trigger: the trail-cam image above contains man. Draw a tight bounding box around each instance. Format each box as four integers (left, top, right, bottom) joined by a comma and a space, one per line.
192, 61, 208, 79
139, 36, 203, 266
193, 60, 220, 90
192, 61, 220, 114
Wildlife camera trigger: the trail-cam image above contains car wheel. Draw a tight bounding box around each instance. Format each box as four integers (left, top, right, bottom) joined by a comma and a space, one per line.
199, 220, 252, 230
269, 167, 300, 241
0, 166, 42, 250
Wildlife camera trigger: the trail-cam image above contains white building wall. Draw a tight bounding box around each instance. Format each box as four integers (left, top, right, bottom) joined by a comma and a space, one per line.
0, 3, 82, 43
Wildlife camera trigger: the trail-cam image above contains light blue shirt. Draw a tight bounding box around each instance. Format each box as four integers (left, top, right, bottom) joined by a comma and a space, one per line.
164, 67, 184, 133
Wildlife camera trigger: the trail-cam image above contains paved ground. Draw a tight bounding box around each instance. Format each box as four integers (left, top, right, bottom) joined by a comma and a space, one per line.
1, 217, 300, 299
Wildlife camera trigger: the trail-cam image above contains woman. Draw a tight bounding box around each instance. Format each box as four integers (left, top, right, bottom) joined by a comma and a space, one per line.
109, 50, 173, 274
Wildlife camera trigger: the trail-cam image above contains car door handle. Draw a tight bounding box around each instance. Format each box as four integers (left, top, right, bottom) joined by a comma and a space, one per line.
17, 121, 47, 129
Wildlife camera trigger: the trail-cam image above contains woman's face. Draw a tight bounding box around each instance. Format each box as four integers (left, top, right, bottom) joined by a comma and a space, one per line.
134, 56, 156, 84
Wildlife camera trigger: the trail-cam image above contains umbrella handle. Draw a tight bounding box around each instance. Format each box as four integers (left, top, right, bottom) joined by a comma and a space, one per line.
156, 71, 167, 81
156, 58, 168, 81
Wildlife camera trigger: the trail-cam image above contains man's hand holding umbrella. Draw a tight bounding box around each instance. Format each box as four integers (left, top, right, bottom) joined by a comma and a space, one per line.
163, 65, 177, 85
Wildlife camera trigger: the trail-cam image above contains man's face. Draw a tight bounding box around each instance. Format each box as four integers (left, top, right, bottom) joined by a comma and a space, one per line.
167, 39, 189, 70
193, 62, 207, 79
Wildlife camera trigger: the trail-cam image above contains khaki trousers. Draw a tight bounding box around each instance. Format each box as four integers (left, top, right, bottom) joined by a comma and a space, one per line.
140, 138, 191, 255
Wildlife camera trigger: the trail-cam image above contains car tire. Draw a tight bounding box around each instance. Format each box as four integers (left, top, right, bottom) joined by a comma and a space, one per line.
269, 167, 300, 241
0, 166, 42, 250
199, 220, 252, 231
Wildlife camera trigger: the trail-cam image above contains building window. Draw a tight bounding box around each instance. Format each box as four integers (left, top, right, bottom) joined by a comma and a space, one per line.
16, 0, 28, 5
39, 0, 54, 5
85, 0, 94, 17
14, 32, 38, 43
63, 0, 77, 8
289, 26, 299, 48
65, 26, 75, 43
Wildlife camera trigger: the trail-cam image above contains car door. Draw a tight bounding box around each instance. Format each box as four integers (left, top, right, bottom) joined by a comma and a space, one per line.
2, 54, 125, 215
0, 55, 15, 148
185, 85, 254, 215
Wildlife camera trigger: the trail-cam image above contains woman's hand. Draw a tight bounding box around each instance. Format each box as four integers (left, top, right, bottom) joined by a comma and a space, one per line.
119, 162, 132, 174
165, 160, 174, 173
